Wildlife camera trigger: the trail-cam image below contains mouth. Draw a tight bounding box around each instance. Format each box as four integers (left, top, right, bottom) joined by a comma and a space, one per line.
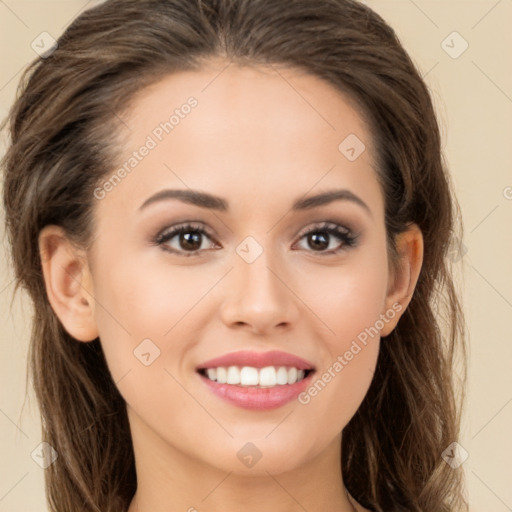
196, 350, 316, 410
197, 366, 314, 387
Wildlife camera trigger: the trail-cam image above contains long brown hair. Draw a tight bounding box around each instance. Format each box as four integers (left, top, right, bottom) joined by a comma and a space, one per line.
1, 0, 468, 510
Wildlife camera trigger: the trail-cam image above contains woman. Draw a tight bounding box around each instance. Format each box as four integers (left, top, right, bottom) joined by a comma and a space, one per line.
1, 0, 468, 510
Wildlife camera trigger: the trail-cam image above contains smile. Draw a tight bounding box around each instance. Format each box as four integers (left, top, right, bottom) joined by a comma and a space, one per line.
196, 350, 316, 410
199, 365, 311, 387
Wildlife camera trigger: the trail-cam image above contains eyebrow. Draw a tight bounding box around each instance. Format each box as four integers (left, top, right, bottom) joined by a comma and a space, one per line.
139, 188, 371, 216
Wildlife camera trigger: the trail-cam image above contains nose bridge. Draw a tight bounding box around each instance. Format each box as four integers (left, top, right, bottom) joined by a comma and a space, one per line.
219, 234, 298, 332
238, 242, 282, 300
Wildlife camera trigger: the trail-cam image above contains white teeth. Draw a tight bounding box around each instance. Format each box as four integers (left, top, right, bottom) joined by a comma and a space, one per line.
240, 366, 259, 386
202, 365, 309, 387
226, 366, 240, 385
276, 366, 288, 385
216, 367, 227, 384
259, 366, 276, 387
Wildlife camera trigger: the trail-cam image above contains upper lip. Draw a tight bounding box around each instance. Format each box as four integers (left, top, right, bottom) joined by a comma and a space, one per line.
197, 350, 315, 371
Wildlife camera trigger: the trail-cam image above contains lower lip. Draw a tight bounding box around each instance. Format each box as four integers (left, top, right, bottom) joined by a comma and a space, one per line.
198, 372, 314, 410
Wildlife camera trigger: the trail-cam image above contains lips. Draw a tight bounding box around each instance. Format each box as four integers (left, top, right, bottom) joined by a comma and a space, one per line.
196, 350, 316, 410
197, 350, 315, 371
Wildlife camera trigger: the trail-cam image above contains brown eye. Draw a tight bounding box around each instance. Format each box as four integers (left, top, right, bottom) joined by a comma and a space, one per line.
155, 223, 218, 256
306, 232, 330, 251
177, 231, 203, 251
295, 222, 358, 254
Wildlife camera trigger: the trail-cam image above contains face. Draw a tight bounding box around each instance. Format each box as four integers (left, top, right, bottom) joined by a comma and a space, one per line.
63, 61, 409, 475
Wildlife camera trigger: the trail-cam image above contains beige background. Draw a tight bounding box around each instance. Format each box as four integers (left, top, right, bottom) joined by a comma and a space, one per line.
1, 1, 511, 511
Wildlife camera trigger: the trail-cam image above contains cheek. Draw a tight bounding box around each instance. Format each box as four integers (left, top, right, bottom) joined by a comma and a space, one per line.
302, 247, 389, 355
89, 253, 219, 377
294, 250, 389, 428
315, 272, 387, 343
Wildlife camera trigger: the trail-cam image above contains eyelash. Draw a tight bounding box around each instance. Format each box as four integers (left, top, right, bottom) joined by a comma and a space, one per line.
154, 221, 358, 258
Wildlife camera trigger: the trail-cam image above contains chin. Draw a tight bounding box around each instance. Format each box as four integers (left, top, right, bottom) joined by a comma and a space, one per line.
199, 435, 319, 476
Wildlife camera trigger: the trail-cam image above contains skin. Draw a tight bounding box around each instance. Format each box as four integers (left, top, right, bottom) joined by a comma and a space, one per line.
39, 59, 423, 512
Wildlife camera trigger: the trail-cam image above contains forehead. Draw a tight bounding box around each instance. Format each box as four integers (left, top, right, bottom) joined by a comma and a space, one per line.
98, 61, 382, 220
124, 61, 373, 152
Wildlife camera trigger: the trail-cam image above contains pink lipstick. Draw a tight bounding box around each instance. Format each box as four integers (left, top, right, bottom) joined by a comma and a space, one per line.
196, 350, 315, 410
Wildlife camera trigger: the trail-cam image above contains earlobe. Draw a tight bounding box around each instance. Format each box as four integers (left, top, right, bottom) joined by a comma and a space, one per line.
38, 225, 99, 342
380, 223, 424, 337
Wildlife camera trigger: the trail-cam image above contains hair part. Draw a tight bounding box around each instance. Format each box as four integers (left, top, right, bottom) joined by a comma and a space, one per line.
2, 1, 467, 511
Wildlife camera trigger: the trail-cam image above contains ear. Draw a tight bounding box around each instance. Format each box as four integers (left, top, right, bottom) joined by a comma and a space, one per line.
38, 225, 99, 342
380, 223, 424, 337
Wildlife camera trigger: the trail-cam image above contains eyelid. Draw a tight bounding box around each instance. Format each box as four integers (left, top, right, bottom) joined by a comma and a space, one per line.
154, 221, 218, 247
295, 220, 352, 238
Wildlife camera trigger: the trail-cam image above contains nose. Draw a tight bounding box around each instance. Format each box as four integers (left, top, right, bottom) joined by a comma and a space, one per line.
219, 249, 300, 336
